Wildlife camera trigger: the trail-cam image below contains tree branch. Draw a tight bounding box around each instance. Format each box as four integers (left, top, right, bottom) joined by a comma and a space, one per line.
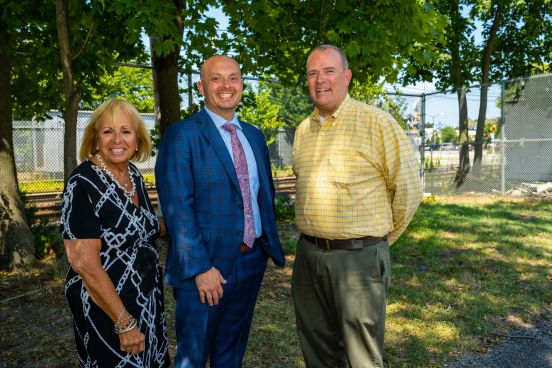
72, 22, 95, 61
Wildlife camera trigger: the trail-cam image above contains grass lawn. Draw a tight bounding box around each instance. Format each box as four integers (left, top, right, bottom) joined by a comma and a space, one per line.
1, 195, 551, 367
244, 195, 552, 367
19, 180, 64, 193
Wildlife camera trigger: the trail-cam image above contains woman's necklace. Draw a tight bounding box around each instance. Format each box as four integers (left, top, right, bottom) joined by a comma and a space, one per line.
95, 153, 136, 200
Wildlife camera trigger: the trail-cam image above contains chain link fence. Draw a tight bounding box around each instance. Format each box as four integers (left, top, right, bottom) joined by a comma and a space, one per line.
11, 64, 552, 197
12, 64, 290, 193
501, 75, 552, 193
420, 84, 502, 194
12, 64, 198, 193
420, 74, 552, 196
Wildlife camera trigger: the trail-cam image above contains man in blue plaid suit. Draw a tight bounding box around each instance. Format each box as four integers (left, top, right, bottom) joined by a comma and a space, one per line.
155, 55, 285, 368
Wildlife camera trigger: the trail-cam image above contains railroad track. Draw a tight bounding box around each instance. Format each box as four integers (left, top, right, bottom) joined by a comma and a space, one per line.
26, 176, 296, 222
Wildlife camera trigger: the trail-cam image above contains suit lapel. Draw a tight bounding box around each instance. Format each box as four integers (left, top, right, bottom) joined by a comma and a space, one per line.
196, 110, 241, 192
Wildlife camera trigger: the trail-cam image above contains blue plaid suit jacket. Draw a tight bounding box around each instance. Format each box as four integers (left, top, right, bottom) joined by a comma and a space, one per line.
155, 109, 285, 287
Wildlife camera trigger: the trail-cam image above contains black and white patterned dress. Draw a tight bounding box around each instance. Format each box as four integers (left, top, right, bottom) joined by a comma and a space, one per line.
60, 160, 170, 368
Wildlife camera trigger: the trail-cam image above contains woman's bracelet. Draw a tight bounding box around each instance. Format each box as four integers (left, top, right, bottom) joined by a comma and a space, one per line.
114, 316, 137, 335
115, 315, 132, 328
115, 307, 127, 325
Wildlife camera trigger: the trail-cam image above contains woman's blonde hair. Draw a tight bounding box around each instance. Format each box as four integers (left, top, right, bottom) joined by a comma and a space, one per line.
79, 98, 152, 162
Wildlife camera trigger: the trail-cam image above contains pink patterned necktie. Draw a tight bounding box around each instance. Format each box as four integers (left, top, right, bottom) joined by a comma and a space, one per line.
222, 123, 256, 248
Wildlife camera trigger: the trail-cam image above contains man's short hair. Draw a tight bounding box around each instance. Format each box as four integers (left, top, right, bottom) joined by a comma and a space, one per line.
309, 44, 349, 70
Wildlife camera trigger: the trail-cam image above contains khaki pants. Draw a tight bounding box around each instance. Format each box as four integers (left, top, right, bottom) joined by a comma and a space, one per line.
291, 237, 391, 368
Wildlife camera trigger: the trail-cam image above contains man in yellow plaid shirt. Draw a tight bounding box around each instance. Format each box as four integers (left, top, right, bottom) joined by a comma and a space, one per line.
291, 45, 423, 368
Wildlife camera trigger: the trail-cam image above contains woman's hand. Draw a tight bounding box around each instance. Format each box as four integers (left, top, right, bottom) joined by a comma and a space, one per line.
158, 217, 167, 238
119, 326, 145, 355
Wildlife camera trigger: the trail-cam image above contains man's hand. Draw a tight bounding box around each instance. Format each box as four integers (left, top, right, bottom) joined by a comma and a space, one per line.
195, 267, 227, 306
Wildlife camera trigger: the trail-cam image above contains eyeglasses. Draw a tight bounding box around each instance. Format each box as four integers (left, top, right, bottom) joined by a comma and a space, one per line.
208, 75, 242, 85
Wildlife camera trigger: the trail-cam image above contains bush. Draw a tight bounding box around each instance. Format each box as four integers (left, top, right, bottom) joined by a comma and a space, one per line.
275, 195, 295, 221
20, 191, 64, 258
271, 164, 294, 178
281, 239, 297, 255
31, 221, 64, 258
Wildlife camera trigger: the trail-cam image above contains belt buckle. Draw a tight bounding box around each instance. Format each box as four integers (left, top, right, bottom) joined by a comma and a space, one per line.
312, 236, 330, 250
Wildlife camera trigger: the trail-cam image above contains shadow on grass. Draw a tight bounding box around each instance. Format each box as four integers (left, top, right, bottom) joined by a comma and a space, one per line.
1, 198, 550, 368
386, 199, 552, 367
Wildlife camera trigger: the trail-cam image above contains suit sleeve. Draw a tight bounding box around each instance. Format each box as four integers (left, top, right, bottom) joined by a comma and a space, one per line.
155, 124, 211, 279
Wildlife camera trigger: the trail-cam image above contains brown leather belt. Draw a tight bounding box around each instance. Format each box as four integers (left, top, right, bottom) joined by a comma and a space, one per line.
301, 233, 386, 250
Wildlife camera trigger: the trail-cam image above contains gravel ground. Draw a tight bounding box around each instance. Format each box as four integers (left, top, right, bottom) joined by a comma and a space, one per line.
446, 310, 552, 368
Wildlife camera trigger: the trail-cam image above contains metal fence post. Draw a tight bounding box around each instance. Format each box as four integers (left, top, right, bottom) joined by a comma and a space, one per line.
500, 79, 505, 196
420, 93, 426, 189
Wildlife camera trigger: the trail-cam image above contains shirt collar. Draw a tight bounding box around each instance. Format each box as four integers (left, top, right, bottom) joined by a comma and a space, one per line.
205, 107, 242, 131
310, 94, 351, 125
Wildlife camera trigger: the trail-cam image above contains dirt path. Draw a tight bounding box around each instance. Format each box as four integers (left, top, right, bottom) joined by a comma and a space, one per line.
0, 261, 75, 368
446, 310, 552, 368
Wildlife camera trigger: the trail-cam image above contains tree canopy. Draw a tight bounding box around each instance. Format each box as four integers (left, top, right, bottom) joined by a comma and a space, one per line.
83, 64, 155, 112
222, 0, 447, 84
402, 0, 551, 185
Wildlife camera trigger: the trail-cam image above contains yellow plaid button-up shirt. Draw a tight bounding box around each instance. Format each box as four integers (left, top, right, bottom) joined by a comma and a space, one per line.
292, 95, 422, 245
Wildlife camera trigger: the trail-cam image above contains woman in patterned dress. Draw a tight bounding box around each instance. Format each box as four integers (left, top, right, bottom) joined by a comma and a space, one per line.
60, 98, 170, 367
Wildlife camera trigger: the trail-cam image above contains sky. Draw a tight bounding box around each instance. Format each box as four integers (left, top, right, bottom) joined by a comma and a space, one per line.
392, 82, 502, 128
204, 6, 502, 128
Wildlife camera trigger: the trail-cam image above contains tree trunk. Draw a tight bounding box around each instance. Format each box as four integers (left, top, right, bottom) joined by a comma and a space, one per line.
151, 1, 184, 136
455, 86, 471, 187
151, 48, 182, 136
473, 83, 488, 176
150, 36, 161, 127
0, 30, 36, 270
473, 5, 502, 177
449, 0, 470, 187
56, 0, 81, 182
